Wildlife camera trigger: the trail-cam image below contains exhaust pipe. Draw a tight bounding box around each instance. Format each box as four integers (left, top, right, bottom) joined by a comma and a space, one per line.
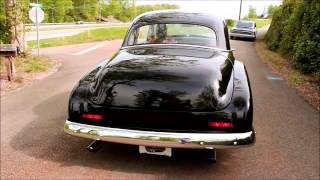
87, 140, 104, 152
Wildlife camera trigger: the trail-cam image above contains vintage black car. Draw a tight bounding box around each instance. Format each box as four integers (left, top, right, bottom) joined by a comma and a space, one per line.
64, 10, 255, 162
230, 20, 257, 41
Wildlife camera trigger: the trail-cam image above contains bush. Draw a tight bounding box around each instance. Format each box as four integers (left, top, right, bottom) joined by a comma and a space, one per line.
225, 19, 236, 28
265, 0, 320, 79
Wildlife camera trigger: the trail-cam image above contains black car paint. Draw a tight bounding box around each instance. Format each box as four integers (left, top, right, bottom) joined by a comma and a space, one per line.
67, 11, 253, 133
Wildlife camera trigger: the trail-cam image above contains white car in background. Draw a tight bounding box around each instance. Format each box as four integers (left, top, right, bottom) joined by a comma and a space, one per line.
230, 20, 256, 41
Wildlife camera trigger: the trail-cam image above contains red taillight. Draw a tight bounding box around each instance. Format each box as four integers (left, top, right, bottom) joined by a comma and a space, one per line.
208, 122, 234, 128
81, 114, 103, 121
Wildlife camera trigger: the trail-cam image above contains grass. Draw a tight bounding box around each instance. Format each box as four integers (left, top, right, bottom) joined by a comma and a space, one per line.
254, 19, 272, 28
27, 27, 127, 48
0, 53, 51, 74
16, 55, 50, 73
0, 52, 56, 96
255, 40, 320, 110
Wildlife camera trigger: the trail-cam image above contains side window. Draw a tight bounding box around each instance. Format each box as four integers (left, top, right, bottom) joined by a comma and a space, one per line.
136, 25, 150, 44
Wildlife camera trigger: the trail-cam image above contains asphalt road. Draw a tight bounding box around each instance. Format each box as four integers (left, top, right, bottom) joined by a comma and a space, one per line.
1, 39, 319, 179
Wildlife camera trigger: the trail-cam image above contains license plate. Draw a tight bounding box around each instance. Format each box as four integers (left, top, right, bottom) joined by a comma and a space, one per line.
139, 146, 172, 157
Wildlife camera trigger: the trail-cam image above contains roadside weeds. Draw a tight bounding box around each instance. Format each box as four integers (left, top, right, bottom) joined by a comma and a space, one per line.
255, 40, 320, 111
0, 53, 60, 96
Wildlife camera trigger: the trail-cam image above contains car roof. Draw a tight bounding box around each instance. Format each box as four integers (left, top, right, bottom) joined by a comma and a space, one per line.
125, 10, 229, 49
132, 10, 224, 27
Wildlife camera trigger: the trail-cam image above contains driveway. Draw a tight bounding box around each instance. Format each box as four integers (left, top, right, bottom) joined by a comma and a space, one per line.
1, 39, 319, 179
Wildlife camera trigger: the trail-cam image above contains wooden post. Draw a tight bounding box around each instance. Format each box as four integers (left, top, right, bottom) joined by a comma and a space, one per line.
0, 44, 17, 81
5, 56, 15, 81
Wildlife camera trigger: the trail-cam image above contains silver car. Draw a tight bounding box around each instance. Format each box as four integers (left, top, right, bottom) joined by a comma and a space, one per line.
230, 20, 256, 41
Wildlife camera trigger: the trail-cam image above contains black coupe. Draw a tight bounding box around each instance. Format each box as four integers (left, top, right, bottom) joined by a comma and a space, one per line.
64, 10, 255, 162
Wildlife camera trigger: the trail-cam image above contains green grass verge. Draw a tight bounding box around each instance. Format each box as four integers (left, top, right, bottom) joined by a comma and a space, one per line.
0, 54, 51, 74
28, 27, 127, 48
255, 19, 272, 28
16, 55, 50, 73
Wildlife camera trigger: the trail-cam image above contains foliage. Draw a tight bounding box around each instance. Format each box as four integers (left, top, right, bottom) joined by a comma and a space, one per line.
135, 4, 178, 15
265, 0, 320, 78
27, 0, 178, 23
0, 53, 50, 73
267, 4, 279, 18
101, 1, 179, 22
27, 27, 127, 48
0, 0, 9, 43
41, 0, 73, 23
225, 19, 236, 28
1, 0, 29, 44
1, 0, 178, 44
244, 6, 257, 20
19, 55, 49, 72
255, 19, 272, 28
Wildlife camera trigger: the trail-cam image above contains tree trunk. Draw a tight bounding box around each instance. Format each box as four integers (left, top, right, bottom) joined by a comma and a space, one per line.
5, 0, 25, 51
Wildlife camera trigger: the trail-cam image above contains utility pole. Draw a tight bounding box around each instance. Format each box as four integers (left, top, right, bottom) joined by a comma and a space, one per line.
238, 0, 243, 20
99, 0, 102, 23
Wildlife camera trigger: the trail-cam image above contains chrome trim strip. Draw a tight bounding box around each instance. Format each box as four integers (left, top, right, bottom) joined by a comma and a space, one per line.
121, 44, 233, 52
64, 120, 255, 149
229, 33, 256, 38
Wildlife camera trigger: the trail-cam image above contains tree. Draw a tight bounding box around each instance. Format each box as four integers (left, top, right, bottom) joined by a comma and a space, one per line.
267, 4, 279, 18
101, 1, 178, 22
72, 0, 99, 21
266, 0, 320, 78
42, 0, 73, 23
3, 0, 28, 49
106, 0, 123, 19
0, 0, 9, 43
247, 6, 257, 19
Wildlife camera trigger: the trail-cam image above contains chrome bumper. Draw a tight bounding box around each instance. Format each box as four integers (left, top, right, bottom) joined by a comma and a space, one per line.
64, 120, 255, 149
230, 33, 256, 38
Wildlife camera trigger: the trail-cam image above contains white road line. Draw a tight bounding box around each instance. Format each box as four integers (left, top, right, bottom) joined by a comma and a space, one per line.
72, 43, 107, 55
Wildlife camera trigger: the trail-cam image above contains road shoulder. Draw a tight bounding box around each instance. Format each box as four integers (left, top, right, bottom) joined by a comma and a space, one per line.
254, 28, 319, 110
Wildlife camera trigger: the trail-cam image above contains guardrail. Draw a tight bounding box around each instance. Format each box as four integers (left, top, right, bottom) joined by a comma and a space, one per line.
25, 22, 130, 27
25, 22, 131, 31
25, 22, 102, 26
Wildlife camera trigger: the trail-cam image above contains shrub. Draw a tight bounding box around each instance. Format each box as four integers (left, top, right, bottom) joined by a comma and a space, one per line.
225, 19, 236, 28
265, 0, 320, 79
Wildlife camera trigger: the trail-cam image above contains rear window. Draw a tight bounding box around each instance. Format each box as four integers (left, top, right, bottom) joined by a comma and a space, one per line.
236, 21, 254, 29
127, 23, 217, 47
